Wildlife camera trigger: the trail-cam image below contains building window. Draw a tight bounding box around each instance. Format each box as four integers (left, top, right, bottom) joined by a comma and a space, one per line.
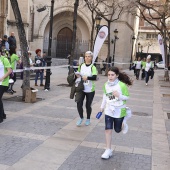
144, 21, 157, 27
146, 33, 157, 39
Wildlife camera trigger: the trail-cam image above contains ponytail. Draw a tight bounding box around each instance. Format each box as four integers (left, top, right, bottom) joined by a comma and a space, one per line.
108, 67, 133, 86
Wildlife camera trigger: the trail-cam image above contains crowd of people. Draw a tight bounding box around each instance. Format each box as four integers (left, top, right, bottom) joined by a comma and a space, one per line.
131, 55, 154, 86
0, 32, 47, 123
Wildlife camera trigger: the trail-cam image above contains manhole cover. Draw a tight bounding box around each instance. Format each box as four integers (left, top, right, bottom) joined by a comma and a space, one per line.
3, 96, 44, 102
163, 94, 170, 97
57, 84, 70, 87
133, 112, 149, 116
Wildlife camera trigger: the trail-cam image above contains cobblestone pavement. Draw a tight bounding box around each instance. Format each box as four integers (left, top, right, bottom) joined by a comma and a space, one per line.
0, 67, 169, 170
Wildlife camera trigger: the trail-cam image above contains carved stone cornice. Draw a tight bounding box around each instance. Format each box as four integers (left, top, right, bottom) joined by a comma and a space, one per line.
7, 20, 29, 27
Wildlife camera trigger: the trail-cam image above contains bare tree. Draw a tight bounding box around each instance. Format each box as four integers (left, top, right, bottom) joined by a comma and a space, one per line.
69, 0, 79, 74
129, 0, 170, 81
84, 0, 101, 50
10, 0, 30, 100
84, 0, 129, 69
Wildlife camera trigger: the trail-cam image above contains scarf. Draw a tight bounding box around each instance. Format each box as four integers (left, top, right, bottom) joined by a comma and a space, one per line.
107, 78, 119, 86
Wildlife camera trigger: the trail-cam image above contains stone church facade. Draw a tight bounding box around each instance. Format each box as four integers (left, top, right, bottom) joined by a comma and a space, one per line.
0, 0, 137, 69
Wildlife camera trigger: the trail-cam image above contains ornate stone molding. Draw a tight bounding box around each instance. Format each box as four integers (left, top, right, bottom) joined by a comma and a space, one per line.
38, 5, 91, 38
7, 20, 29, 27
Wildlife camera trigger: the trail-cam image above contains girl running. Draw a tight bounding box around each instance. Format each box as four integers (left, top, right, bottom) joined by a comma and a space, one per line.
100, 67, 132, 159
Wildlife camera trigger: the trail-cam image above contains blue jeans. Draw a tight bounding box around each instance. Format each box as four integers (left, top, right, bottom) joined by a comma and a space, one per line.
105, 115, 124, 133
145, 71, 149, 83
35, 71, 44, 84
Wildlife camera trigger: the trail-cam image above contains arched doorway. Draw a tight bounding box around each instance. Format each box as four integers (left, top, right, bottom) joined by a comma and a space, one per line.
56, 27, 73, 58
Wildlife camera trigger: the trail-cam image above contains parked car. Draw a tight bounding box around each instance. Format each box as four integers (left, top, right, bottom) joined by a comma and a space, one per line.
156, 61, 165, 69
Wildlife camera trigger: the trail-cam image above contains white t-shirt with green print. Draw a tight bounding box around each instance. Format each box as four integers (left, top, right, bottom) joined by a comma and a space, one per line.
78, 63, 97, 93
0, 56, 11, 86
101, 81, 129, 118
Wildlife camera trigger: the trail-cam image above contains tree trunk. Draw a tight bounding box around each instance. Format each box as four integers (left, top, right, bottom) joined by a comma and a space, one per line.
69, 0, 79, 74
90, 11, 95, 51
163, 16, 169, 81
10, 0, 30, 100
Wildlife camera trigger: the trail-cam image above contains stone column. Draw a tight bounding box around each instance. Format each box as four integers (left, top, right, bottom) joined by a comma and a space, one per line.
0, 0, 8, 37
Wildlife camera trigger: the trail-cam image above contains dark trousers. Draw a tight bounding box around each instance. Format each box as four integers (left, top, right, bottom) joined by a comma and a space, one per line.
145, 71, 150, 83
77, 91, 95, 119
105, 115, 124, 133
0, 86, 8, 120
135, 69, 140, 79
141, 69, 145, 79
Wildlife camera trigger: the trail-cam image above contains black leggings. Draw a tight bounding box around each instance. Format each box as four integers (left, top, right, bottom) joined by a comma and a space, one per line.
136, 69, 140, 79
77, 91, 95, 119
105, 115, 124, 133
0, 86, 8, 119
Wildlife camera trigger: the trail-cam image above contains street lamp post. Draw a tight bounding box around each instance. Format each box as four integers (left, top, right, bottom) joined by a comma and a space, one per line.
138, 42, 141, 53
37, 0, 55, 90
130, 35, 136, 69
44, 0, 54, 90
111, 29, 118, 66
140, 45, 143, 58
95, 16, 102, 34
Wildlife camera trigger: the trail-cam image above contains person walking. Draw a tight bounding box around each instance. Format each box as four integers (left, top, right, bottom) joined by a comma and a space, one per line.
135, 57, 142, 80
2, 35, 9, 52
76, 51, 97, 126
141, 58, 146, 80
0, 49, 12, 123
8, 50, 20, 93
34, 49, 44, 86
144, 55, 154, 86
100, 67, 132, 159
8, 32, 17, 52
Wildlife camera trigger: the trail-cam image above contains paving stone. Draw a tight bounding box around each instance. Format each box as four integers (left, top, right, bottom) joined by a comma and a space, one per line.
0, 116, 67, 136
85, 126, 152, 149
27, 106, 78, 119
3, 100, 32, 112
52, 95, 101, 108
0, 134, 43, 166
58, 146, 151, 170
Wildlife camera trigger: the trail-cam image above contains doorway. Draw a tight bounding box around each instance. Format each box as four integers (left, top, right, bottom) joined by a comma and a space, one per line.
56, 27, 73, 58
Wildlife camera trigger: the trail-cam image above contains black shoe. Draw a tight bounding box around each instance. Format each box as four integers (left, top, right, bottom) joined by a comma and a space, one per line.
12, 90, 16, 93
0, 119, 3, 123
7, 89, 13, 94
3, 114, 6, 119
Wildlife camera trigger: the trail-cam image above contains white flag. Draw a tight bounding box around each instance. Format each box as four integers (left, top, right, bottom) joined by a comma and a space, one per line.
158, 34, 165, 64
92, 26, 108, 63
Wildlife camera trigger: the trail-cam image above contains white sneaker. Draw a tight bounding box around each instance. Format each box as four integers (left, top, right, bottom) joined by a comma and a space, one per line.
122, 123, 128, 134
101, 149, 112, 159
146, 83, 148, 86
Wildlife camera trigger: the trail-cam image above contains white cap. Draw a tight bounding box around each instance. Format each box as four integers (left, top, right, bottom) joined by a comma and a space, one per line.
147, 55, 151, 59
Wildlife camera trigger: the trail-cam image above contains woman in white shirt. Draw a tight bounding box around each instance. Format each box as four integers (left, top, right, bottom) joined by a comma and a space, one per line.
144, 55, 154, 86
135, 57, 142, 80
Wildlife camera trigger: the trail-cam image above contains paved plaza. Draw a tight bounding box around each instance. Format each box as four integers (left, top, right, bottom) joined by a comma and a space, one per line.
0, 66, 170, 170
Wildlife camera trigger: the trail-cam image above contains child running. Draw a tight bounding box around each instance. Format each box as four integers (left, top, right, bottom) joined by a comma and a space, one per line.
100, 67, 132, 159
